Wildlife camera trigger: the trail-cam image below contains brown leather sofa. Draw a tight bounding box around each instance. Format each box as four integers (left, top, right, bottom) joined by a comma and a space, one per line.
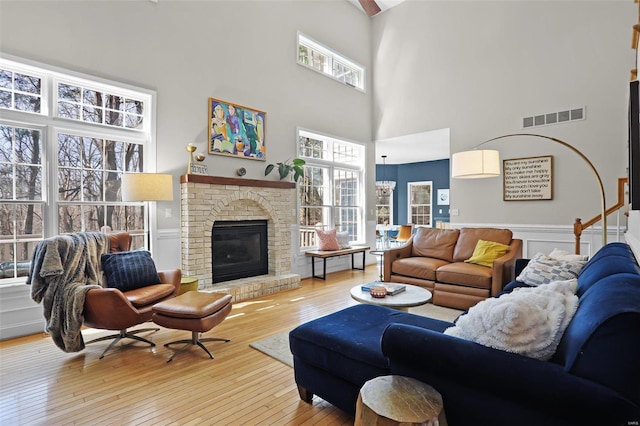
83, 232, 182, 358
383, 227, 522, 310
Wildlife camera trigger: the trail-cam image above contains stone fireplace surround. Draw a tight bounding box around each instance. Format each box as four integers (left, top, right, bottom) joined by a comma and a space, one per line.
180, 174, 301, 302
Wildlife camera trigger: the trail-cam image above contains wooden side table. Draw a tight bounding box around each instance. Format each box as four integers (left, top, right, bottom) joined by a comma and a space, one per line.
355, 375, 446, 426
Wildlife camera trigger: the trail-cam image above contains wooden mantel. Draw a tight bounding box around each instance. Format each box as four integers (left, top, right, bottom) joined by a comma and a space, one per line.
180, 174, 296, 189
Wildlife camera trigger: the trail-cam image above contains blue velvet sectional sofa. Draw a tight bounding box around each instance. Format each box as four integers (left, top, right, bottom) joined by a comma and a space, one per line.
289, 242, 640, 426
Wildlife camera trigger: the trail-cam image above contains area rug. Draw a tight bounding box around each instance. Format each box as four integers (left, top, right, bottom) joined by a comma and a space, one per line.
249, 304, 462, 367
249, 331, 293, 367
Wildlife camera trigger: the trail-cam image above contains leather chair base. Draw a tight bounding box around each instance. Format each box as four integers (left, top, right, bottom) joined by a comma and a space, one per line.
85, 327, 158, 359
163, 332, 230, 363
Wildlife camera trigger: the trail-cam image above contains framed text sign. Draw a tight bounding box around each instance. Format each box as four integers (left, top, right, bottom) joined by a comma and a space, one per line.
503, 156, 553, 201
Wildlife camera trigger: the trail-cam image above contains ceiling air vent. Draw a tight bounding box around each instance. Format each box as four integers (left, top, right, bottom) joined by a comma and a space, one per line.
523, 107, 585, 129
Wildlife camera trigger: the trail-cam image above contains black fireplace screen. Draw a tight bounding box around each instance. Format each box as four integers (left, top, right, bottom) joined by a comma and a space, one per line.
212, 220, 268, 283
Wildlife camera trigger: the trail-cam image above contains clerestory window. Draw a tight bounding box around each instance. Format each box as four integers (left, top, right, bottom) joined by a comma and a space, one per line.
297, 32, 365, 91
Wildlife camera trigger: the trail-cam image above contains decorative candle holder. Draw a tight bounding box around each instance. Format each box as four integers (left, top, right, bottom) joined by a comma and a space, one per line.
186, 143, 197, 174
369, 285, 387, 298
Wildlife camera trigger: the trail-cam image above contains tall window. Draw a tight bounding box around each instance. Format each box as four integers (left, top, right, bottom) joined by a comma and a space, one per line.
297, 32, 365, 91
298, 129, 365, 249
376, 185, 392, 225
0, 56, 154, 283
0, 124, 44, 280
408, 181, 432, 226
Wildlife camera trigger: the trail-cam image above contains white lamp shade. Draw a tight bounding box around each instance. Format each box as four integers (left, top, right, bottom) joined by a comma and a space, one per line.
121, 173, 174, 201
451, 150, 501, 179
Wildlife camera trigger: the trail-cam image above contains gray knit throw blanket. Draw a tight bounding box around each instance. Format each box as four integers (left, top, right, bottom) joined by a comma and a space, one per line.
27, 232, 110, 352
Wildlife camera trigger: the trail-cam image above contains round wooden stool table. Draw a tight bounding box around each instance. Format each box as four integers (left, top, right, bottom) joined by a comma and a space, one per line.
355, 375, 446, 426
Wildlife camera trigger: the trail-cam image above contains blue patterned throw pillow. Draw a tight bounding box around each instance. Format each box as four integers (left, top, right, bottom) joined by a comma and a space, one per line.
101, 250, 161, 292
516, 252, 586, 286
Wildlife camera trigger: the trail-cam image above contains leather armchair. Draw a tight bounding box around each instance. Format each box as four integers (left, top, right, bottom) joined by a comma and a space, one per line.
83, 232, 182, 358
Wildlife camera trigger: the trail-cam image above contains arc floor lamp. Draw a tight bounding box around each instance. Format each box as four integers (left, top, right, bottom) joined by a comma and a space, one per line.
451, 133, 607, 246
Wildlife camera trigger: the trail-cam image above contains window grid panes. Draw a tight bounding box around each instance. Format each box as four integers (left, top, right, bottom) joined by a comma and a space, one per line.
376, 186, 392, 225
0, 68, 43, 113
0, 57, 153, 284
409, 182, 432, 226
298, 130, 364, 249
0, 125, 44, 279
333, 58, 361, 88
57, 133, 144, 234
297, 33, 365, 91
334, 169, 359, 238
56, 81, 145, 130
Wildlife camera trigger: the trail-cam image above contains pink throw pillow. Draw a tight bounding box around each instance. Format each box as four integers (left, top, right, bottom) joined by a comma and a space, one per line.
316, 229, 340, 251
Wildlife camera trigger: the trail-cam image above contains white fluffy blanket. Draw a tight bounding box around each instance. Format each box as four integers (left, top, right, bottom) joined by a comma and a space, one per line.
444, 280, 579, 360
27, 232, 110, 353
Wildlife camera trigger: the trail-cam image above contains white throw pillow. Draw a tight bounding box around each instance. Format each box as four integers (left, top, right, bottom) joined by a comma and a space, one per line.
444, 279, 578, 360
516, 252, 586, 286
336, 231, 351, 249
549, 248, 588, 262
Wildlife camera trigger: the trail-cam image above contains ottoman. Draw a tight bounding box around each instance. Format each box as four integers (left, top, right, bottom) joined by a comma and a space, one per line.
152, 291, 232, 362
289, 304, 452, 415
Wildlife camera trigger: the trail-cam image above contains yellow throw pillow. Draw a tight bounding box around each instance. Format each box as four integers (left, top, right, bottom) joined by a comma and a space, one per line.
464, 239, 510, 267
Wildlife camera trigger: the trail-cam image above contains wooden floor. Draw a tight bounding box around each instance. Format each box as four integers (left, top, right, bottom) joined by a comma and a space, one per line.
0, 266, 460, 425
0, 267, 376, 425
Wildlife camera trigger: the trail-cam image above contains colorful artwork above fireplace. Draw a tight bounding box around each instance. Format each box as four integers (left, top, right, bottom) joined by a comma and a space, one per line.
208, 97, 266, 161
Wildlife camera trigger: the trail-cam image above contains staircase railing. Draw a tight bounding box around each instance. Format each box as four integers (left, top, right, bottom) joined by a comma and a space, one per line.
574, 177, 628, 254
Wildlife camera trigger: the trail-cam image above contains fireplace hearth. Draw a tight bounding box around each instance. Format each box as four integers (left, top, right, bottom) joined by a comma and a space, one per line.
212, 220, 268, 283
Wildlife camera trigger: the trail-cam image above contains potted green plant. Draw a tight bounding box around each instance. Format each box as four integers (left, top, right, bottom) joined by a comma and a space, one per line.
265, 158, 306, 182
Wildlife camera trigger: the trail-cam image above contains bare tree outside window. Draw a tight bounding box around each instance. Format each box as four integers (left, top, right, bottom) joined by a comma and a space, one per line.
298, 132, 364, 249
0, 125, 43, 278
57, 82, 144, 130
57, 133, 144, 234
0, 58, 154, 283
0, 69, 42, 113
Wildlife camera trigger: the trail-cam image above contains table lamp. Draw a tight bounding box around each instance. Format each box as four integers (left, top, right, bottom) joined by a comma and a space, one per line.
121, 173, 174, 251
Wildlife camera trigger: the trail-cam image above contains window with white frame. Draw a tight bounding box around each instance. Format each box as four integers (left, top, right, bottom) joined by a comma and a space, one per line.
56, 80, 145, 130
297, 32, 365, 91
0, 67, 44, 113
376, 185, 392, 225
0, 56, 154, 283
408, 181, 432, 226
298, 129, 365, 249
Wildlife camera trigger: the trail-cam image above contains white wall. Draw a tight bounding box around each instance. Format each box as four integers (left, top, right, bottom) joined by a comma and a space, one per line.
0, 0, 374, 223
0, 0, 374, 339
1, 0, 637, 339
372, 1, 636, 232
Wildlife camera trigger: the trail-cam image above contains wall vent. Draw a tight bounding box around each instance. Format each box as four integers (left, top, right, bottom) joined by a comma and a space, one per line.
522, 107, 585, 129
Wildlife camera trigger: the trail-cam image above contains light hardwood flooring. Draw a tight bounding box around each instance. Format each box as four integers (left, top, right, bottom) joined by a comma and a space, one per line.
0, 266, 460, 425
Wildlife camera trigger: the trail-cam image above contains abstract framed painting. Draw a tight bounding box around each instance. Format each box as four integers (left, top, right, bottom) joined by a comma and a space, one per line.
208, 97, 266, 161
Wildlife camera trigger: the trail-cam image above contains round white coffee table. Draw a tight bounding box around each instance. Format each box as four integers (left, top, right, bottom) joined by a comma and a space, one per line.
350, 283, 432, 312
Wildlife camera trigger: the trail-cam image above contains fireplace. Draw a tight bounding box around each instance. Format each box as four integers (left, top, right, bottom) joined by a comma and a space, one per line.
180, 174, 301, 302
212, 220, 268, 283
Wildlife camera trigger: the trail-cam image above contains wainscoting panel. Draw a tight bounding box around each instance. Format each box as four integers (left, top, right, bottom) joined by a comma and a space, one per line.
453, 223, 619, 259
153, 228, 181, 271
0, 283, 44, 340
